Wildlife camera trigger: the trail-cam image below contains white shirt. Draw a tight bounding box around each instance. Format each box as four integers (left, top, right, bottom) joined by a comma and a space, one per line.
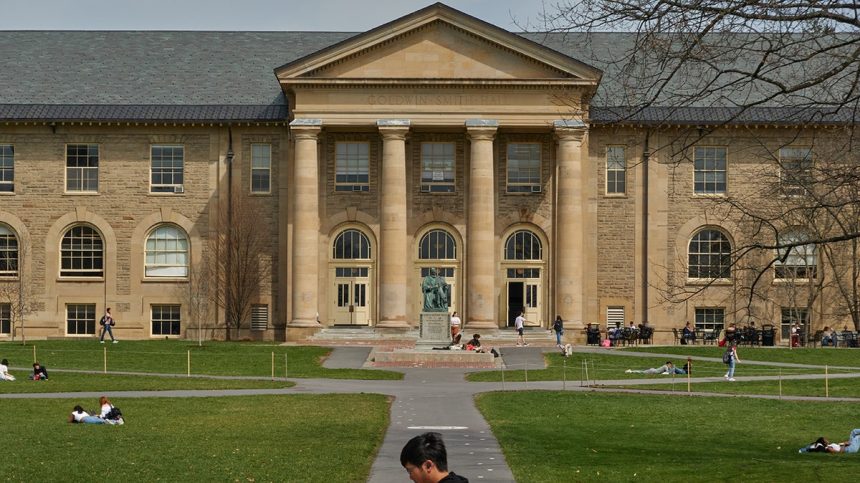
450, 315, 461, 327
100, 403, 112, 418
515, 315, 525, 330
0, 363, 8, 379
72, 410, 91, 422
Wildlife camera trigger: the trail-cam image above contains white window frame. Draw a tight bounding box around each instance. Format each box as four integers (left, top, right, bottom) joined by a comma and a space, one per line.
687, 229, 732, 280
774, 230, 817, 280
0, 144, 13, 193
150, 145, 185, 193
779, 146, 813, 196
65, 144, 99, 193
144, 224, 189, 278
605, 146, 626, 195
420, 142, 455, 193
151, 304, 181, 337
60, 225, 104, 278
506, 143, 541, 193
335, 142, 369, 192
694, 307, 725, 331
0, 224, 18, 278
693, 146, 727, 195
250, 143, 272, 194
66, 303, 96, 336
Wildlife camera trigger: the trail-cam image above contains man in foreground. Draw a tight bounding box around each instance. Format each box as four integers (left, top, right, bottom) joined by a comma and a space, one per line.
401, 432, 468, 482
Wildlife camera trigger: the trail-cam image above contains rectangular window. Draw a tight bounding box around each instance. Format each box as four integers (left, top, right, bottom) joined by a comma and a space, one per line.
506, 143, 541, 193
780, 147, 812, 196
606, 146, 626, 195
0, 145, 13, 192
66, 144, 99, 192
151, 145, 185, 193
151, 304, 181, 336
0, 303, 10, 334
781, 307, 809, 339
694, 147, 726, 194
251, 304, 269, 331
505, 268, 540, 279
335, 142, 369, 192
694, 307, 725, 331
420, 142, 455, 193
251, 144, 272, 193
66, 304, 96, 335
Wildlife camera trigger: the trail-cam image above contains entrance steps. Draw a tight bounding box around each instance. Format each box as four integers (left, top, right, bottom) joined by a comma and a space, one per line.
304, 326, 557, 347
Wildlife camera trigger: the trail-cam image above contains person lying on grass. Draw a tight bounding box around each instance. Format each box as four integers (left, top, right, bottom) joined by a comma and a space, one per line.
68, 405, 107, 425
625, 361, 686, 375
800, 429, 860, 454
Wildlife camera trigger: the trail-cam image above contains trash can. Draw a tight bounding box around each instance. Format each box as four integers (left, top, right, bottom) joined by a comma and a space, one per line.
761, 328, 775, 346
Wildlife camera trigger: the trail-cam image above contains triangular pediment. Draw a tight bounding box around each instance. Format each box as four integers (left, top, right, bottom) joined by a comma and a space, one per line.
276, 3, 601, 85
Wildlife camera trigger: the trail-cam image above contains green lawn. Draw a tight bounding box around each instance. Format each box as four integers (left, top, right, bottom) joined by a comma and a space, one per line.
0, 340, 401, 380
625, 345, 860, 367
619, 377, 860, 398
0, 373, 293, 393
1, 394, 389, 482
477, 391, 860, 483
466, 352, 826, 383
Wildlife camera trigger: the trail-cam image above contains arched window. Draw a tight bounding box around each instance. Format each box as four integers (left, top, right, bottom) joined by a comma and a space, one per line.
145, 225, 189, 277
0, 224, 18, 277
419, 230, 456, 260
775, 230, 817, 279
504, 230, 542, 260
333, 229, 371, 260
688, 229, 732, 279
61, 225, 103, 277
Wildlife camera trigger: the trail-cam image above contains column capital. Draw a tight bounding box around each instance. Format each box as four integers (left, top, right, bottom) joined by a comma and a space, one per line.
554, 119, 587, 142
290, 119, 322, 139
466, 119, 498, 142
377, 120, 410, 140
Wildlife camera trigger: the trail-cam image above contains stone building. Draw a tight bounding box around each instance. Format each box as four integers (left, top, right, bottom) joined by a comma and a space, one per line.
0, 4, 854, 342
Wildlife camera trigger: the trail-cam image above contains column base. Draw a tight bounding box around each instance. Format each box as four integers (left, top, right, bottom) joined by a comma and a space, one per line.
465, 320, 499, 330
376, 319, 411, 329
289, 318, 323, 328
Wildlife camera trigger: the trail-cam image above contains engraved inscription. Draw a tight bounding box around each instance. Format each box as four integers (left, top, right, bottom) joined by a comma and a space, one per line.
368, 94, 503, 106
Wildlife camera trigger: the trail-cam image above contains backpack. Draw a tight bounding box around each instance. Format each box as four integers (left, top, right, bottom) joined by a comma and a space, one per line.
722, 348, 733, 364
106, 406, 123, 420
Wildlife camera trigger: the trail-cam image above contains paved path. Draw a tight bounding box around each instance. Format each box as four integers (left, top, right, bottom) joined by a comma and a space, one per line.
3, 345, 860, 482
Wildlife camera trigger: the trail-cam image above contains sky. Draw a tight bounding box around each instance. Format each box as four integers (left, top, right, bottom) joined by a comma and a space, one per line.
0, 0, 555, 31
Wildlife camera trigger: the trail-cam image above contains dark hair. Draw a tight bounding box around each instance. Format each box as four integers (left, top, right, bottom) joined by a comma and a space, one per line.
472, 334, 480, 339
73, 405, 84, 413
400, 432, 448, 471
33, 362, 40, 368
1, 359, 7, 365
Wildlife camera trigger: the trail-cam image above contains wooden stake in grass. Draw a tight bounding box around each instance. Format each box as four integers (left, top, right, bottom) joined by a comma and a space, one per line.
825, 365, 829, 398
687, 357, 692, 394
284, 351, 288, 379
187, 350, 191, 377
103, 346, 107, 374
562, 357, 566, 390
33, 345, 36, 363
271, 352, 275, 381
779, 369, 782, 399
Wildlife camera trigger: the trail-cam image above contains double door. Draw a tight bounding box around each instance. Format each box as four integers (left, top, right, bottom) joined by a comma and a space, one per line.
506, 267, 542, 327
332, 267, 371, 325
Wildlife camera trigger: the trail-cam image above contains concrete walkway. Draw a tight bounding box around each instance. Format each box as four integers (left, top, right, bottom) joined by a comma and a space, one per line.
3, 345, 860, 482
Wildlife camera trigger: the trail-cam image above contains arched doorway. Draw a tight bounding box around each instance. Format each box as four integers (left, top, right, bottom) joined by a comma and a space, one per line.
329, 228, 374, 325
502, 228, 545, 327
415, 227, 460, 315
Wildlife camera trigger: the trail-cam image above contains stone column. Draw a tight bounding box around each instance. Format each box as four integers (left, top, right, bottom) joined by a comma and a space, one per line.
290, 119, 322, 327
377, 120, 410, 328
466, 120, 499, 329
554, 120, 588, 327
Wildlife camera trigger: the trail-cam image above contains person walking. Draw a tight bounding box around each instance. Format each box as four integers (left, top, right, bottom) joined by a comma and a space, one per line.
515, 311, 527, 346
723, 342, 740, 381
552, 315, 564, 347
99, 307, 118, 343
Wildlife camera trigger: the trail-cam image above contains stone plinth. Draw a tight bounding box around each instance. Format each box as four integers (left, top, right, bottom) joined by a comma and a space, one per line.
372, 349, 495, 368
417, 312, 450, 350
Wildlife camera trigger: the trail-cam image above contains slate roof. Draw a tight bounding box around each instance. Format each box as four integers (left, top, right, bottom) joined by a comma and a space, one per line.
0, 30, 855, 124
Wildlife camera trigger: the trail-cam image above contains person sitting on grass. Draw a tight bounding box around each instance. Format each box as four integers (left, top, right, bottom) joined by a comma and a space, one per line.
99, 396, 125, 425
800, 429, 860, 454
68, 405, 107, 424
625, 361, 686, 375
29, 361, 49, 381
0, 358, 15, 381
465, 334, 499, 358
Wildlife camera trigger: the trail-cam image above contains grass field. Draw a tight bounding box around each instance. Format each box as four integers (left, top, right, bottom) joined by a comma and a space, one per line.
625, 345, 860, 367
0, 340, 400, 380
477, 391, 860, 483
1, 394, 389, 482
0, 373, 294, 393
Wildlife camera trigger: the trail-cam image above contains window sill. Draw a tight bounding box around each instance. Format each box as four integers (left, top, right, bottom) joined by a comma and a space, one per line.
604, 193, 628, 198
686, 278, 732, 286
57, 277, 105, 282
148, 192, 185, 197
142, 278, 188, 283
773, 278, 815, 284
691, 193, 727, 198
150, 334, 182, 339
63, 191, 100, 196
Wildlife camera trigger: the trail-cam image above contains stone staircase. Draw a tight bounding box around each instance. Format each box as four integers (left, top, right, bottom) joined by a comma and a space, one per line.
304, 326, 557, 347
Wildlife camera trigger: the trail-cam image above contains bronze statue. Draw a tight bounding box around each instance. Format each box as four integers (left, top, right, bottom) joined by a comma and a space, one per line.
421, 268, 450, 312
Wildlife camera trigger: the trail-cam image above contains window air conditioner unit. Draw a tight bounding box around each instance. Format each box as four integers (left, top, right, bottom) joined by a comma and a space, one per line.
173, 185, 184, 193
530, 185, 542, 193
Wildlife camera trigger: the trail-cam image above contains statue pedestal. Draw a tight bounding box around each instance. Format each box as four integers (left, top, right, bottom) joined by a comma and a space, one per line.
416, 312, 450, 350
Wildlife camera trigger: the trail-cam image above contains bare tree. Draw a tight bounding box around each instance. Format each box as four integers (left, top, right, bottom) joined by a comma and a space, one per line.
175, 250, 212, 346
536, 1, 859, 328
0, 243, 35, 344
211, 194, 272, 340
